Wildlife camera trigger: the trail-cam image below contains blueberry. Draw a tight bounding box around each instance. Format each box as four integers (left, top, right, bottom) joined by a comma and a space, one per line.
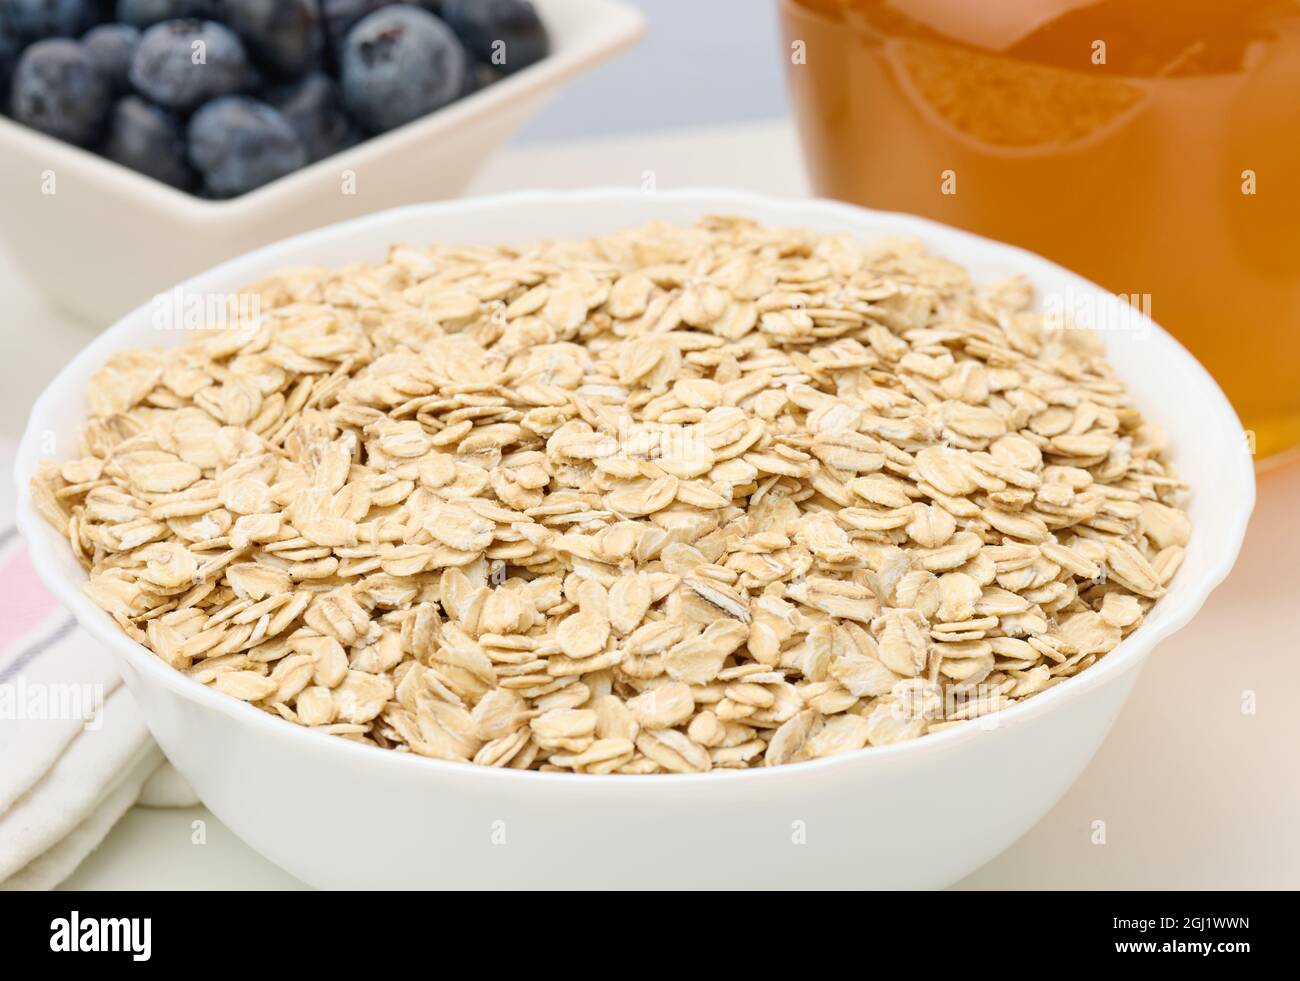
460, 60, 501, 98
264, 71, 356, 163
187, 94, 305, 196
4, 1, 102, 41
128, 19, 250, 110
0, 26, 21, 101
82, 23, 139, 94
115, 1, 213, 28
441, 0, 546, 75
220, 0, 324, 77
340, 6, 466, 133
319, 0, 385, 50
103, 94, 197, 189
11, 38, 111, 145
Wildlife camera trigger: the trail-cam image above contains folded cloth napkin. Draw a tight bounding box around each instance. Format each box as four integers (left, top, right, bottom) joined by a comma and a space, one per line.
0, 443, 198, 890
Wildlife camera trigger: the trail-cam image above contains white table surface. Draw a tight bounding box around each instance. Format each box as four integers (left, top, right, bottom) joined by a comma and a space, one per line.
3, 121, 1295, 890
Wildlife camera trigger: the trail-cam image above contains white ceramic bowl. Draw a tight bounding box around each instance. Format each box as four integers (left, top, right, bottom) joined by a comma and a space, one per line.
16, 189, 1254, 889
0, 0, 644, 325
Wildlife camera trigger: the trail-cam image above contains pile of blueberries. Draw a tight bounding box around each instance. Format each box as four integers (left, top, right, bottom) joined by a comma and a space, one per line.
0, 0, 549, 197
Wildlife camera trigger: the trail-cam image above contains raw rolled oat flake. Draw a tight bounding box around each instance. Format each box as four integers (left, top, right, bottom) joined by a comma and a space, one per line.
32, 217, 1191, 773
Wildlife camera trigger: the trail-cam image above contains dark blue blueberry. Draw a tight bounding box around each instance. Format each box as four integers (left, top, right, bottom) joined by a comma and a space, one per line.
11, 38, 111, 144
103, 93, 197, 189
82, 22, 138, 94
264, 70, 356, 163
340, 5, 465, 133
128, 19, 250, 110
460, 60, 501, 98
0, 25, 21, 101
114, 1, 213, 28
441, 0, 545, 75
187, 94, 305, 196
319, 0, 385, 51
220, 0, 324, 77
5, 1, 102, 41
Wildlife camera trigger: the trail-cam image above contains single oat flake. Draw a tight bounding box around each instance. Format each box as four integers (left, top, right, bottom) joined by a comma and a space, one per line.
32, 217, 1191, 773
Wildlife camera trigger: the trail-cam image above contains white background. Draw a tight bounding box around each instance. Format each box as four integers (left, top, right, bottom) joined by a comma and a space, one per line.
516, 0, 789, 142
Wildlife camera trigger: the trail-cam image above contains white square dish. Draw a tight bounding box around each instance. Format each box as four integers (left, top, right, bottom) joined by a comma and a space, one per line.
0, 0, 645, 324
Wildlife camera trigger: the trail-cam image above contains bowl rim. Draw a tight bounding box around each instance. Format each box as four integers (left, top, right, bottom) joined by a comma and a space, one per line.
14, 187, 1257, 787
0, 0, 646, 222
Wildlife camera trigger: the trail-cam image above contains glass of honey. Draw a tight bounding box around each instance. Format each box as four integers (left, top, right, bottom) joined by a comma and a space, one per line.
780, 0, 1300, 465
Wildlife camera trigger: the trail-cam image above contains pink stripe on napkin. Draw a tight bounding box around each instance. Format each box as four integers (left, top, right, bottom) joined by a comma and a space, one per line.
0, 544, 61, 656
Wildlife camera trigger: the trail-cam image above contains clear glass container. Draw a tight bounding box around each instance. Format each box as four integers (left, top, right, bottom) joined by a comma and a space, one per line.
781, 0, 1300, 463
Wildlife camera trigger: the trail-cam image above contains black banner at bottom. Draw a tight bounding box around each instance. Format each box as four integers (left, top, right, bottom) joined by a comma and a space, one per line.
0, 889, 1281, 964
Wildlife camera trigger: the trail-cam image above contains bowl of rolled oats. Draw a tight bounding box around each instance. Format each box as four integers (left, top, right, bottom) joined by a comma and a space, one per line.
16, 189, 1253, 889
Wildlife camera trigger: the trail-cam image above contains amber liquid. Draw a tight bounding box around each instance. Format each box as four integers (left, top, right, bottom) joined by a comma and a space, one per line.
782, 0, 1300, 462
